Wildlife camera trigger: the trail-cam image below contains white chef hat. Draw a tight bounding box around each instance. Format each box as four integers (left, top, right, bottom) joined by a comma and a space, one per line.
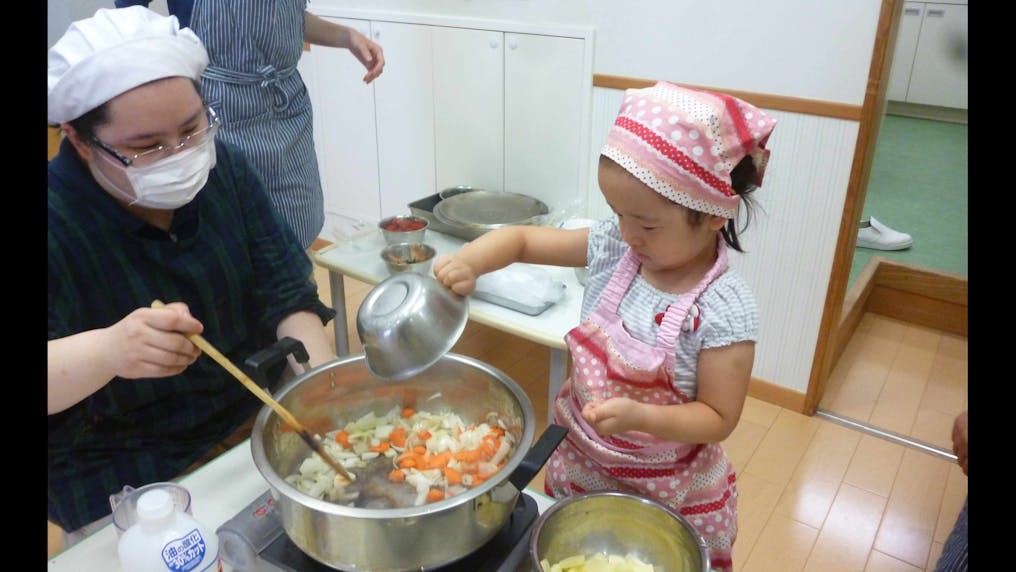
47, 6, 209, 125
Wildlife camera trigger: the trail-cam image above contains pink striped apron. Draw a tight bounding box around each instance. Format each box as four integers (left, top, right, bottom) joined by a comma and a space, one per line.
545, 240, 737, 571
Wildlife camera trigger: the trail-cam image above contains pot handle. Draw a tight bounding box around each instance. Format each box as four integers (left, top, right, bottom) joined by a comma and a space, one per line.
508, 424, 568, 491
243, 337, 310, 388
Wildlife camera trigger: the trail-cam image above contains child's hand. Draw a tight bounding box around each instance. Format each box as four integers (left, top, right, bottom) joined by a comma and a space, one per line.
581, 397, 641, 436
433, 253, 479, 295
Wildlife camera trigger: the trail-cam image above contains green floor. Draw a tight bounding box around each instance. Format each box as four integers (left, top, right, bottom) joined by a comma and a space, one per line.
849, 114, 968, 287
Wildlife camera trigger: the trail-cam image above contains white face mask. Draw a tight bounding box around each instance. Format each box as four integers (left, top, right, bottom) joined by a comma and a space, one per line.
92, 138, 217, 209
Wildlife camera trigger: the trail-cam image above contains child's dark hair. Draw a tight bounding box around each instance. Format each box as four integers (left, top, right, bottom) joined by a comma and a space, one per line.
599, 155, 759, 252
713, 156, 758, 253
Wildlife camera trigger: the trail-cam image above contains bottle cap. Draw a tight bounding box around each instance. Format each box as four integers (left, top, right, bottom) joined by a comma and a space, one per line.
136, 488, 176, 523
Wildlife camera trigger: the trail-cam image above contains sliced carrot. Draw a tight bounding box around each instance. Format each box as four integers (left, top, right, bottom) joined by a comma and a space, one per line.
453, 449, 481, 463
426, 488, 445, 502
417, 430, 432, 441
481, 441, 496, 457
388, 469, 405, 482
413, 445, 427, 456
334, 430, 351, 448
389, 427, 408, 448
443, 467, 462, 485
369, 441, 390, 453
399, 458, 417, 469
402, 408, 415, 419
427, 451, 451, 469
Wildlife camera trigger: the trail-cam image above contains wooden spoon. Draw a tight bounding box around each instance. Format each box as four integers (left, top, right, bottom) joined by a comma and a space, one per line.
151, 300, 353, 482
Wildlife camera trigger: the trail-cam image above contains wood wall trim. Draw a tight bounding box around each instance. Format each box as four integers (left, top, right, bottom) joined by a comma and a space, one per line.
870, 260, 967, 306
748, 376, 806, 413
867, 260, 967, 336
867, 287, 967, 336
832, 256, 880, 367
593, 74, 862, 121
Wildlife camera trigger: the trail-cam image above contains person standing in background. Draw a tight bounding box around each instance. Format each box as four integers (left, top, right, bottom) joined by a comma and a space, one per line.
114, 0, 385, 251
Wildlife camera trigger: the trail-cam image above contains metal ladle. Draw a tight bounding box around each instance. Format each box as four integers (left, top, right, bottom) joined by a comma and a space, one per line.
150, 300, 353, 482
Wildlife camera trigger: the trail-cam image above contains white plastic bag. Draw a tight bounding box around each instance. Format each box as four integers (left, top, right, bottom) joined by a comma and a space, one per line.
474, 263, 565, 313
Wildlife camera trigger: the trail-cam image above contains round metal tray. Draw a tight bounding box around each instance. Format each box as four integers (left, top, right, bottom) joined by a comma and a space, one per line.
433, 190, 549, 234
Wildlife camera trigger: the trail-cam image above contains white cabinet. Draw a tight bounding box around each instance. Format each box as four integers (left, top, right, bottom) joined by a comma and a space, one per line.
505, 33, 586, 209
886, 2, 967, 109
300, 12, 593, 231
298, 18, 380, 223
433, 27, 504, 194
371, 22, 436, 217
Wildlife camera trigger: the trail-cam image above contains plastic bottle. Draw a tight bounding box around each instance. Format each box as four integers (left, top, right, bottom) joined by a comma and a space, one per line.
117, 487, 222, 572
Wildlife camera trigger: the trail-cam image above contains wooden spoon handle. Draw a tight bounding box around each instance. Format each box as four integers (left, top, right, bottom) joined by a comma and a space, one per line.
151, 300, 352, 481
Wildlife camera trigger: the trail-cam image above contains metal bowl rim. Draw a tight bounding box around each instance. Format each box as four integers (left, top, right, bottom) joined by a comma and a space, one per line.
432, 190, 549, 230
528, 490, 712, 571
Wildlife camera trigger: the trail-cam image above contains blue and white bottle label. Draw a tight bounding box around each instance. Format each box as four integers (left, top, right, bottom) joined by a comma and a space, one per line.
160, 528, 209, 572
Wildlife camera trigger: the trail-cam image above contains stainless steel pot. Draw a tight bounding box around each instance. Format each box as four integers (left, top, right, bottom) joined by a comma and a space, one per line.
250, 352, 566, 571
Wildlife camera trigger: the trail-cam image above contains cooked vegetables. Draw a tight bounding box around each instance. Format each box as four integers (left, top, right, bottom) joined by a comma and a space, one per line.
540, 553, 656, 572
285, 406, 517, 507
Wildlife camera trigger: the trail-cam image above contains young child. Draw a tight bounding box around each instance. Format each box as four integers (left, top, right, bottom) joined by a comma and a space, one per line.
434, 81, 776, 570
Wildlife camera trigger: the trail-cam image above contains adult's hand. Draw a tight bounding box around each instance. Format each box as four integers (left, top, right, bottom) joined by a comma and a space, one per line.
347, 28, 385, 83
48, 302, 205, 414
108, 302, 204, 379
951, 410, 968, 476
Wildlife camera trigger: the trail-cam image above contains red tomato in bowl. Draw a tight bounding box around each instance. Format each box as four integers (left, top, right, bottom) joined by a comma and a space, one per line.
384, 218, 426, 232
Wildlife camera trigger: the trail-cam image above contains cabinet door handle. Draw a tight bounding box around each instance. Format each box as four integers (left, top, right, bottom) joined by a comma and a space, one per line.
926, 8, 945, 17
490, 36, 500, 49
508, 37, 519, 50
373, 29, 382, 40
903, 7, 920, 15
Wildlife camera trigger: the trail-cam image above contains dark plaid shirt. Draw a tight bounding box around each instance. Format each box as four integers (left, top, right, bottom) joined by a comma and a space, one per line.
48, 138, 335, 531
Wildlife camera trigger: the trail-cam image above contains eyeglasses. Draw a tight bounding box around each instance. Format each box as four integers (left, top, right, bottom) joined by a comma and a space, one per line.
91, 106, 221, 168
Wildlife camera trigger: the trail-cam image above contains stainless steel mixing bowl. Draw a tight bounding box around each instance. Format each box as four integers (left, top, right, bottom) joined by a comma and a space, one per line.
380, 241, 437, 276
356, 272, 468, 380
529, 491, 711, 572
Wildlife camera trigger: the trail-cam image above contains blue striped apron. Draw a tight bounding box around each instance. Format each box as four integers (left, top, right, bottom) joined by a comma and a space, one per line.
190, 0, 324, 249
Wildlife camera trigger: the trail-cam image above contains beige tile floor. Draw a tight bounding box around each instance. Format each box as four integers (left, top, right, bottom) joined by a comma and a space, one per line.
48, 269, 968, 571
819, 312, 967, 453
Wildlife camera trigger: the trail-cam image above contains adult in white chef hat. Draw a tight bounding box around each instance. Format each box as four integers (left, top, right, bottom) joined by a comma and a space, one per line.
49, 6, 217, 210
48, 6, 207, 125
47, 6, 337, 548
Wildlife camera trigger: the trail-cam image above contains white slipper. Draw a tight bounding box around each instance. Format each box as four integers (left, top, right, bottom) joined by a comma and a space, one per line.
857, 216, 913, 250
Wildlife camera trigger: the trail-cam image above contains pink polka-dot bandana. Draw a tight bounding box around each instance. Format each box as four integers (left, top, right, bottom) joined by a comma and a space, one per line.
601, 81, 777, 219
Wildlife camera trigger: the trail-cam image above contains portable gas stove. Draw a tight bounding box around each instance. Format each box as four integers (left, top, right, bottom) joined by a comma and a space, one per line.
217, 490, 539, 572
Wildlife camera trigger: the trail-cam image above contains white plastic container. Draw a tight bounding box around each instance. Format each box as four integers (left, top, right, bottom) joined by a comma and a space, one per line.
117, 488, 221, 572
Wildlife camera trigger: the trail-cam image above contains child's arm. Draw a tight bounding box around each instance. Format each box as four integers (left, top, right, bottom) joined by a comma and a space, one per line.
433, 225, 588, 296
582, 340, 754, 443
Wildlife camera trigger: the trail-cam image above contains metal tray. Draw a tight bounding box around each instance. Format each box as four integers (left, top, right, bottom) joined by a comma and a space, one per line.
433, 190, 549, 234
408, 190, 549, 241
472, 290, 558, 316
408, 193, 480, 240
